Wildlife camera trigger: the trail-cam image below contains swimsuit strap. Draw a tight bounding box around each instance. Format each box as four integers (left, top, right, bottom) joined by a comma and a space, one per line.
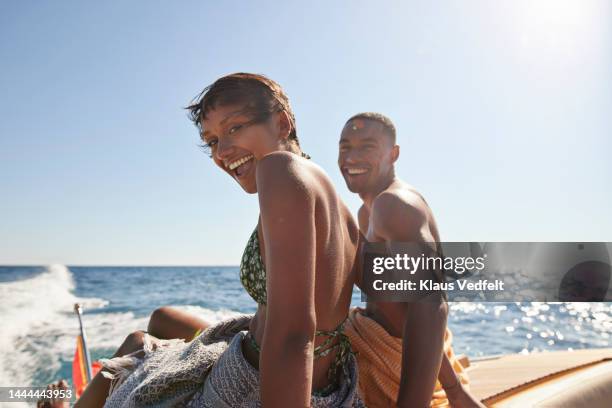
245, 317, 354, 396
314, 318, 355, 396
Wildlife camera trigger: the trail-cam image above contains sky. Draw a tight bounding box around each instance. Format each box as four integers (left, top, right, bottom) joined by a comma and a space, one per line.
1, 0, 610, 265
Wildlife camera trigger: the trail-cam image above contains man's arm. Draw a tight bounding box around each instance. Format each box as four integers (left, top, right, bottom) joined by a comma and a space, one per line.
371, 192, 447, 408
397, 301, 448, 408
438, 353, 486, 408
257, 152, 316, 408
357, 204, 369, 232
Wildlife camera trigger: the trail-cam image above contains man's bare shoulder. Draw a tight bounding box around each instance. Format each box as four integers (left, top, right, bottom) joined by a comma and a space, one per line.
387, 181, 429, 207
369, 183, 430, 242
372, 186, 427, 221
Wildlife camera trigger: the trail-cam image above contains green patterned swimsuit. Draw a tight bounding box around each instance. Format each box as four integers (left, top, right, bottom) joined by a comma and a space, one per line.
239, 227, 353, 396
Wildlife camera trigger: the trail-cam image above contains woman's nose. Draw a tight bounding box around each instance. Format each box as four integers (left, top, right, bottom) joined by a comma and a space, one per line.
214, 137, 234, 161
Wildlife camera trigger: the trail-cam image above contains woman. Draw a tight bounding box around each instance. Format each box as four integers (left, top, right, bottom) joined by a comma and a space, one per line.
74, 73, 363, 407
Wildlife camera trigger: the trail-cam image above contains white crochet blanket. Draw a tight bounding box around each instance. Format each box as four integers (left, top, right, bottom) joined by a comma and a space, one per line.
102, 315, 251, 407
101, 315, 364, 408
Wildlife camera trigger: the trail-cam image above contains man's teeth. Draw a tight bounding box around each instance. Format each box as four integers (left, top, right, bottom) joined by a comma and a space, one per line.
347, 168, 368, 175
228, 155, 254, 170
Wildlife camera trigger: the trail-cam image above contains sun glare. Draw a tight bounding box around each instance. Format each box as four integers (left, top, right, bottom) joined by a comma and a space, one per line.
513, 0, 604, 55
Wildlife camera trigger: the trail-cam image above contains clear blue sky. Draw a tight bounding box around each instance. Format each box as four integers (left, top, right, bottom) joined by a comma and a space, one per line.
1, 1, 610, 265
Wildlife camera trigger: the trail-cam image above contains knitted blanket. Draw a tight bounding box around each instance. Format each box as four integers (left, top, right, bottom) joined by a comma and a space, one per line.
187, 331, 364, 407
101, 314, 363, 407
102, 315, 251, 407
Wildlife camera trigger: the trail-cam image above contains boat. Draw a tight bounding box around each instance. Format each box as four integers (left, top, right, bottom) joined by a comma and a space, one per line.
467, 348, 612, 407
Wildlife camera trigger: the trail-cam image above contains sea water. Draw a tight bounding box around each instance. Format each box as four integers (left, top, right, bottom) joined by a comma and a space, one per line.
0, 265, 610, 405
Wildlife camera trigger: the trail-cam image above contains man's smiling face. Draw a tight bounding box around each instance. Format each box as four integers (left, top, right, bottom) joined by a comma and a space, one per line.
338, 118, 397, 194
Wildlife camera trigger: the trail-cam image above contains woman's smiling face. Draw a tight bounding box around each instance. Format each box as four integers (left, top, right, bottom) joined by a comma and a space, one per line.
201, 104, 285, 194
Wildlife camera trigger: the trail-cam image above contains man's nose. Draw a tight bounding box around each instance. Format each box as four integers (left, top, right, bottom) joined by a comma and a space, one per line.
342, 150, 361, 164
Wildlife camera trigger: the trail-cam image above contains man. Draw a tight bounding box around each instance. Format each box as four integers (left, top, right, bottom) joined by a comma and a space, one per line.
339, 112, 483, 408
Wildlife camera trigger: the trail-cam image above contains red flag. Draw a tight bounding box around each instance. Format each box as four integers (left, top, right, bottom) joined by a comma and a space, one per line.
72, 335, 101, 398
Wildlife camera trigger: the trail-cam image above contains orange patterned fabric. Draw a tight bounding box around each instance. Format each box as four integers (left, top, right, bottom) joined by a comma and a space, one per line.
345, 307, 469, 407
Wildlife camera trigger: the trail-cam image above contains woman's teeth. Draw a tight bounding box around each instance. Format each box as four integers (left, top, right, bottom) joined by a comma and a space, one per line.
228, 155, 254, 170
347, 168, 368, 175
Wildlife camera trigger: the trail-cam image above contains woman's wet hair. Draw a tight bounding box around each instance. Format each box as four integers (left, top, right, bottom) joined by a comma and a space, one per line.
187, 73, 301, 148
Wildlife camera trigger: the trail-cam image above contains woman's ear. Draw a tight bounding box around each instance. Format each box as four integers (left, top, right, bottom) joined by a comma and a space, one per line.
276, 110, 292, 140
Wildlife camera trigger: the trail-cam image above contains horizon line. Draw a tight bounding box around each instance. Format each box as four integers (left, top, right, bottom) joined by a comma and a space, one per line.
0, 264, 240, 268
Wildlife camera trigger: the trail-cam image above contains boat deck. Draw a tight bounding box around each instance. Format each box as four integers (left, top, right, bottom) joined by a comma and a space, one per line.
467, 348, 612, 406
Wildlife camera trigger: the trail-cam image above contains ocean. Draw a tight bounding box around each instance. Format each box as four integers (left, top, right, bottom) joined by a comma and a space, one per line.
1, 265, 610, 406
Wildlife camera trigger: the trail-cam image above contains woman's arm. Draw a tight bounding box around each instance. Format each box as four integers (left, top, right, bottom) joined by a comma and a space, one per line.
256, 152, 317, 408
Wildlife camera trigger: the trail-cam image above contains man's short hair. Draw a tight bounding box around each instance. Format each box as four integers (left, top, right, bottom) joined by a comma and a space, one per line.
345, 112, 396, 144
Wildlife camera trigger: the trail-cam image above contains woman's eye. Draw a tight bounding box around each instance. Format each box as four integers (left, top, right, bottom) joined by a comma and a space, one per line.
200, 139, 218, 157
228, 125, 242, 134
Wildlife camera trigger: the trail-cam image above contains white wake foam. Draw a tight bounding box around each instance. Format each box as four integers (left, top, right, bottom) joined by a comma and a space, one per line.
0, 265, 105, 406
0, 264, 243, 407
79, 304, 243, 351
